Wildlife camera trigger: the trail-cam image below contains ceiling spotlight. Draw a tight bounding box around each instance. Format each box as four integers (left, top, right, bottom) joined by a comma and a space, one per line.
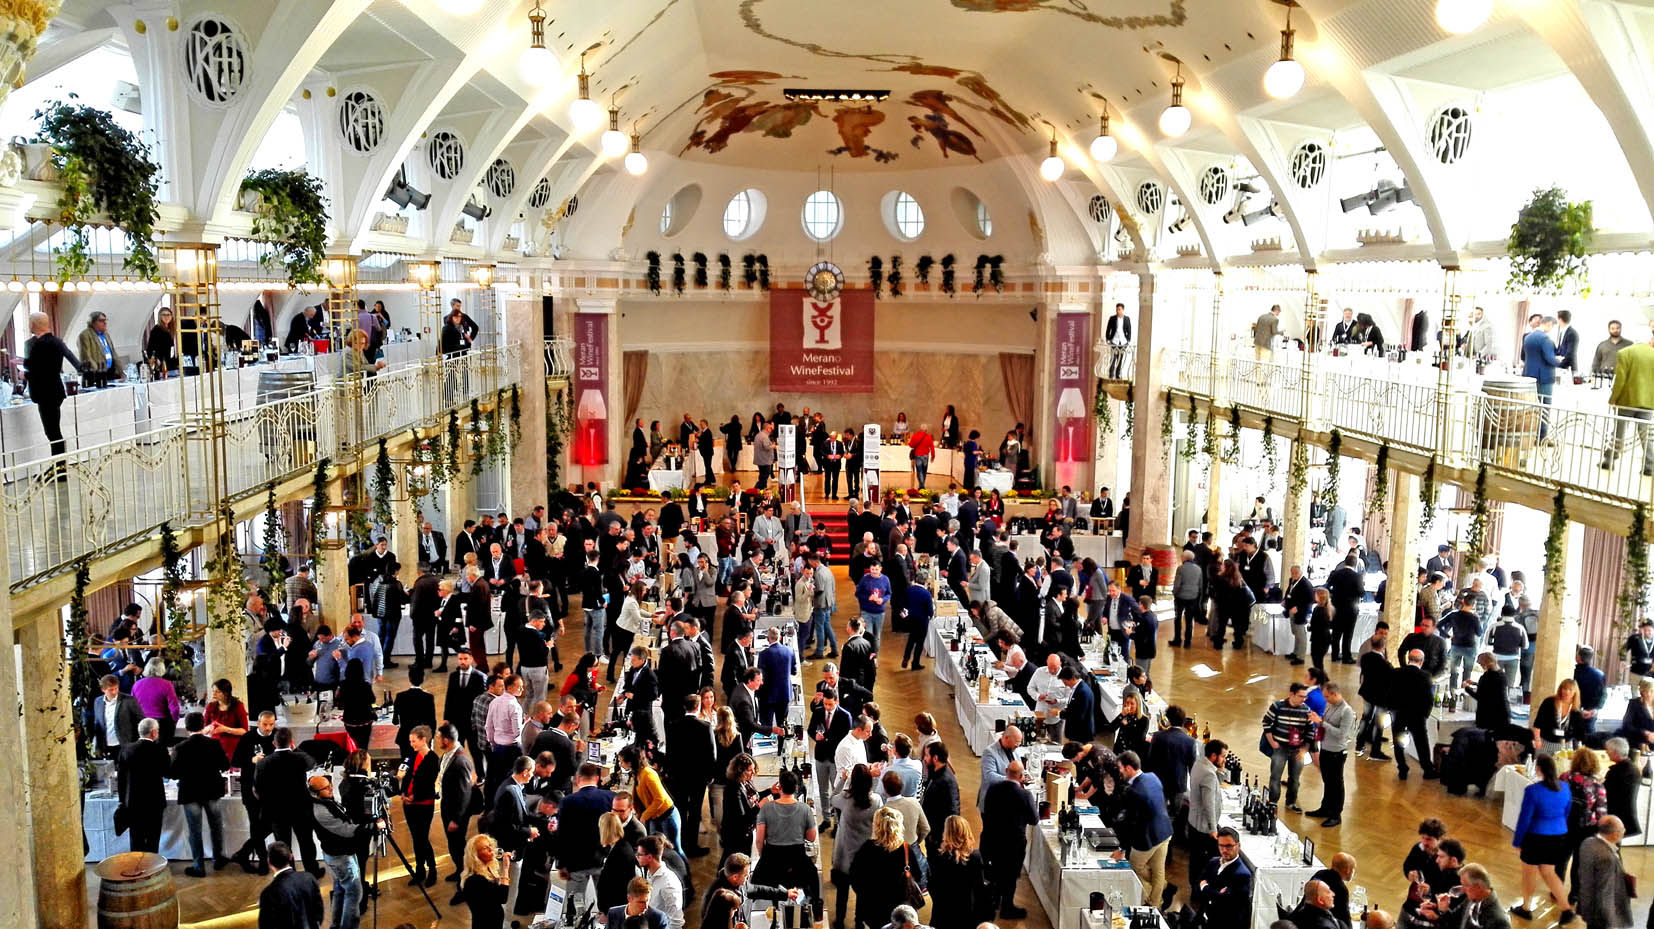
1039, 131, 1064, 182
517, 2, 557, 87
1339, 179, 1414, 214
1159, 61, 1192, 138
600, 107, 628, 158
1168, 213, 1189, 234
1089, 104, 1118, 163
462, 196, 492, 221
1243, 200, 1284, 225
569, 54, 603, 133
1223, 201, 1247, 224
625, 134, 648, 176
1264, 1, 1306, 100
1435, 0, 1491, 34
436, 0, 483, 13
384, 169, 430, 210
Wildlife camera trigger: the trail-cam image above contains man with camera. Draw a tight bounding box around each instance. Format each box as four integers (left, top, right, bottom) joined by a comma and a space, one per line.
309, 773, 383, 929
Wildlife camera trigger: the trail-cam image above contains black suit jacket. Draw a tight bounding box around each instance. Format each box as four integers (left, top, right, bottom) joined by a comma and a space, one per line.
255, 748, 318, 815
92, 693, 143, 748
170, 733, 230, 805
658, 637, 702, 703
23, 332, 78, 402
1106, 315, 1132, 342
440, 747, 478, 824
1605, 758, 1642, 837
444, 667, 488, 730
419, 531, 448, 566
392, 688, 437, 754
258, 869, 324, 929
489, 780, 536, 852
409, 573, 442, 627
730, 684, 763, 745
453, 530, 480, 563
665, 715, 717, 786
117, 738, 168, 810
528, 727, 579, 795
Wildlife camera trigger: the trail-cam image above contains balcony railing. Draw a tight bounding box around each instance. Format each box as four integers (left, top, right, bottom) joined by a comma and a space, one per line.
545, 338, 573, 379
1096, 342, 1135, 380
1170, 349, 1654, 511
1, 344, 519, 589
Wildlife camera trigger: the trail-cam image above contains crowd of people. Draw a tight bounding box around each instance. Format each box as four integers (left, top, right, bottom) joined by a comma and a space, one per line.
86, 463, 1654, 929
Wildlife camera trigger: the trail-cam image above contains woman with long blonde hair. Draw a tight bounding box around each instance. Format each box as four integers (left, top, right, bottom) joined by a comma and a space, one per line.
1532, 678, 1586, 754
850, 807, 917, 929
461, 833, 510, 929
709, 706, 742, 835
929, 815, 987, 928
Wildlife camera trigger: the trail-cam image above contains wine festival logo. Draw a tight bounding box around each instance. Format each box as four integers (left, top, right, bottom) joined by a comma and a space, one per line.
770, 287, 874, 393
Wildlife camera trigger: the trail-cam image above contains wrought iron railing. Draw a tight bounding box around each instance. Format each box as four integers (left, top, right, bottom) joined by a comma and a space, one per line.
1170, 348, 1654, 511
1, 345, 519, 589
545, 338, 573, 378
1095, 342, 1135, 380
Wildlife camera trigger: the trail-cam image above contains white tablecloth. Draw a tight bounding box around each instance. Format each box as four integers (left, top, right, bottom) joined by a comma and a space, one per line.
1012, 534, 1124, 566
648, 469, 684, 491
1247, 602, 1379, 655
85, 791, 253, 862
0, 384, 138, 465
1026, 820, 1143, 929
977, 470, 1014, 493
1219, 785, 1324, 929
927, 621, 1032, 754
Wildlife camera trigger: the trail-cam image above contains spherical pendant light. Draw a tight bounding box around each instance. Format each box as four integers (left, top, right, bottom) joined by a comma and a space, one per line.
517, 4, 557, 87
569, 64, 603, 133
1039, 137, 1064, 182
1435, 0, 1492, 34
1263, 4, 1306, 100
600, 108, 628, 157
1160, 63, 1191, 138
1090, 109, 1118, 163
625, 134, 648, 176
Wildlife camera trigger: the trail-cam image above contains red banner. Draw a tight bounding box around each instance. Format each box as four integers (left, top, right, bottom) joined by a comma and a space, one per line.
572, 312, 608, 465
769, 287, 875, 393
1051, 312, 1092, 487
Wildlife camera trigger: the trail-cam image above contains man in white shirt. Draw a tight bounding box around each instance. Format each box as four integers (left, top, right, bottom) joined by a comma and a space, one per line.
833, 714, 875, 793
940, 489, 960, 519
751, 505, 784, 557
637, 835, 685, 929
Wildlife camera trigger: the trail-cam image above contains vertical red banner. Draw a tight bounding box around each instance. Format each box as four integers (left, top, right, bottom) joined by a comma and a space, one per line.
1051, 313, 1092, 484
769, 288, 875, 393
572, 312, 608, 465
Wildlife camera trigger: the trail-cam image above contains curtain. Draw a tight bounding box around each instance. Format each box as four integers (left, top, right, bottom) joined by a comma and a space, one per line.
999, 352, 1034, 442
622, 350, 649, 426
1579, 526, 1627, 681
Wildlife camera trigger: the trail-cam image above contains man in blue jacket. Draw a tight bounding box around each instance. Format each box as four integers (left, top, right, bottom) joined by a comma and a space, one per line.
1113, 751, 1175, 909
1058, 667, 1096, 743
1522, 316, 1560, 439
1574, 645, 1607, 732
1194, 827, 1253, 929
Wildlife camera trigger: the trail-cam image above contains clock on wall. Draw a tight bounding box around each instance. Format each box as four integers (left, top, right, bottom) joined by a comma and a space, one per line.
805, 260, 844, 302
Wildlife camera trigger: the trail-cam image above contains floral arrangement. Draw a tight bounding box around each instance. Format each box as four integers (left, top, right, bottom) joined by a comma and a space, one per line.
888, 255, 903, 297
239, 167, 329, 286
718, 253, 731, 290
34, 97, 161, 281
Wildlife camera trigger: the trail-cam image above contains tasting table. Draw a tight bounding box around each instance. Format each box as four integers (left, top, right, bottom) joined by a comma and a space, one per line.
1217, 784, 1326, 929
1025, 810, 1145, 929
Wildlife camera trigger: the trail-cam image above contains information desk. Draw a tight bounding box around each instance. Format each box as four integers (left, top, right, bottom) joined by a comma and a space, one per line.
1025, 812, 1145, 929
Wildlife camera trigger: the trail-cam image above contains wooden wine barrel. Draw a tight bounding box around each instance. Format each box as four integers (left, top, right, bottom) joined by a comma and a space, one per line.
1146, 543, 1179, 594
1480, 376, 1541, 462
95, 852, 178, 929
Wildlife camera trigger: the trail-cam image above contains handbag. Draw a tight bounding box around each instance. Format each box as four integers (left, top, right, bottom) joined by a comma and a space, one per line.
903, 845, 928, 909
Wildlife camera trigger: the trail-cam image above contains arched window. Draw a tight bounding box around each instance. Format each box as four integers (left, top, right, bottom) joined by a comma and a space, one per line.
801, 190, 842, 241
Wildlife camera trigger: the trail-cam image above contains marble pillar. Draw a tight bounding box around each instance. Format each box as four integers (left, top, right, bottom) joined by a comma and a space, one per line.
0, 527, 39, 927
1126, 273, 1167, 558
506, 296, 548, 516
320, 477, 351, 624
1281, 439, 1312, 572
18, 617, 82, 929
1382, 471, 1422, 635
1531, 520, 1584, 702
199, 532, 248, 699
395, 484, 421, 577
1206, 454, 1226, 535
1096, 397, 1122, 494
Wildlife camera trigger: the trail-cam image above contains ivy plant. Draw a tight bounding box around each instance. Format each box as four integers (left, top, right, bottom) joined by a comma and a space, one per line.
34, 98, 162, 281
1507, 186, 1593, 295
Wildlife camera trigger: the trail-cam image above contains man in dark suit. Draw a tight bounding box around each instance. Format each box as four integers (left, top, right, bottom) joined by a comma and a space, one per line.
1289, 880, 1343, 929
943, 537, 970, 606
453, 519, 482, 565
436, 724, 478, 888
1325, 554, 1366, 664
981, 759, 1038, 918
839, 617, 877, 695
1282, 566, 1314, 665
1106, 303, 1133, 377
256, 727, 322, 875
664, 694, 716, 857
392, 667, 438, 759
418, 522, 449, 576
1194, 827, 1252, 929
257, 842, 323, 929
529, 699, 582, 795
117, 717, 169, 853
91, 674, 143, 757
721, 627, 756, 702
657, 619, 703, 725
171, 712, 232, 875
1058, 667, 1096, 743
1309, 854, 1357, 926
958, 491, 980, 553
22, 310, 79, 460
1391, 650, 1440, 781
409, 562, 442, 670
730, 667, 769, 748
1146, 705, 1198, 820
1114, 751, 1175, 910
1574, 646, 1608, 732
1605, 739, 1643, 838
443, 651, 488, 763
1624, 620, 1654, 678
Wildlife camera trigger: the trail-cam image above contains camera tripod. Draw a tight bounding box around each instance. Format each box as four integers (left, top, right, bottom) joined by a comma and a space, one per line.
364, 781, 441, 928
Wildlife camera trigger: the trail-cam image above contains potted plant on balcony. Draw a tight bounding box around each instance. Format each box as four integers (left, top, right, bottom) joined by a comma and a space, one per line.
32, 97, 161, 282
1506, 186, 1593, 294
239, 168, 329, 287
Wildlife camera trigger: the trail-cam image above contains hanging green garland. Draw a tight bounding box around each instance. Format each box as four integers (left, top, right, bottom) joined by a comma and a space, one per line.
1618, 501, 1650, 637
1222, 406, 1242, 465
1542, 487, 1569, 601
1419, 455, 1438, 533
1371, 444, 1391, 513
1123, 385, 1135, 440
1262, 416, 1278, 483
261, 482, 287, 600
486, 391, 507, 463
1094, 380, 1113, 437
1287, 434, 1309, 501
310, 458, 331, 569
470, 398, 487, 475
204, 504, 247, 634
1161, 393, 1175, 465
446, 409, 462, 481
1201, 404, 1219, 463
157, 522, 193, 699
509, 384, 523, 450
547, 384, 572, 487
1465, 464, 1491, 561
373, 439, 395, 529
65, 557, 95, 751
1324, 430, 1342, 507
